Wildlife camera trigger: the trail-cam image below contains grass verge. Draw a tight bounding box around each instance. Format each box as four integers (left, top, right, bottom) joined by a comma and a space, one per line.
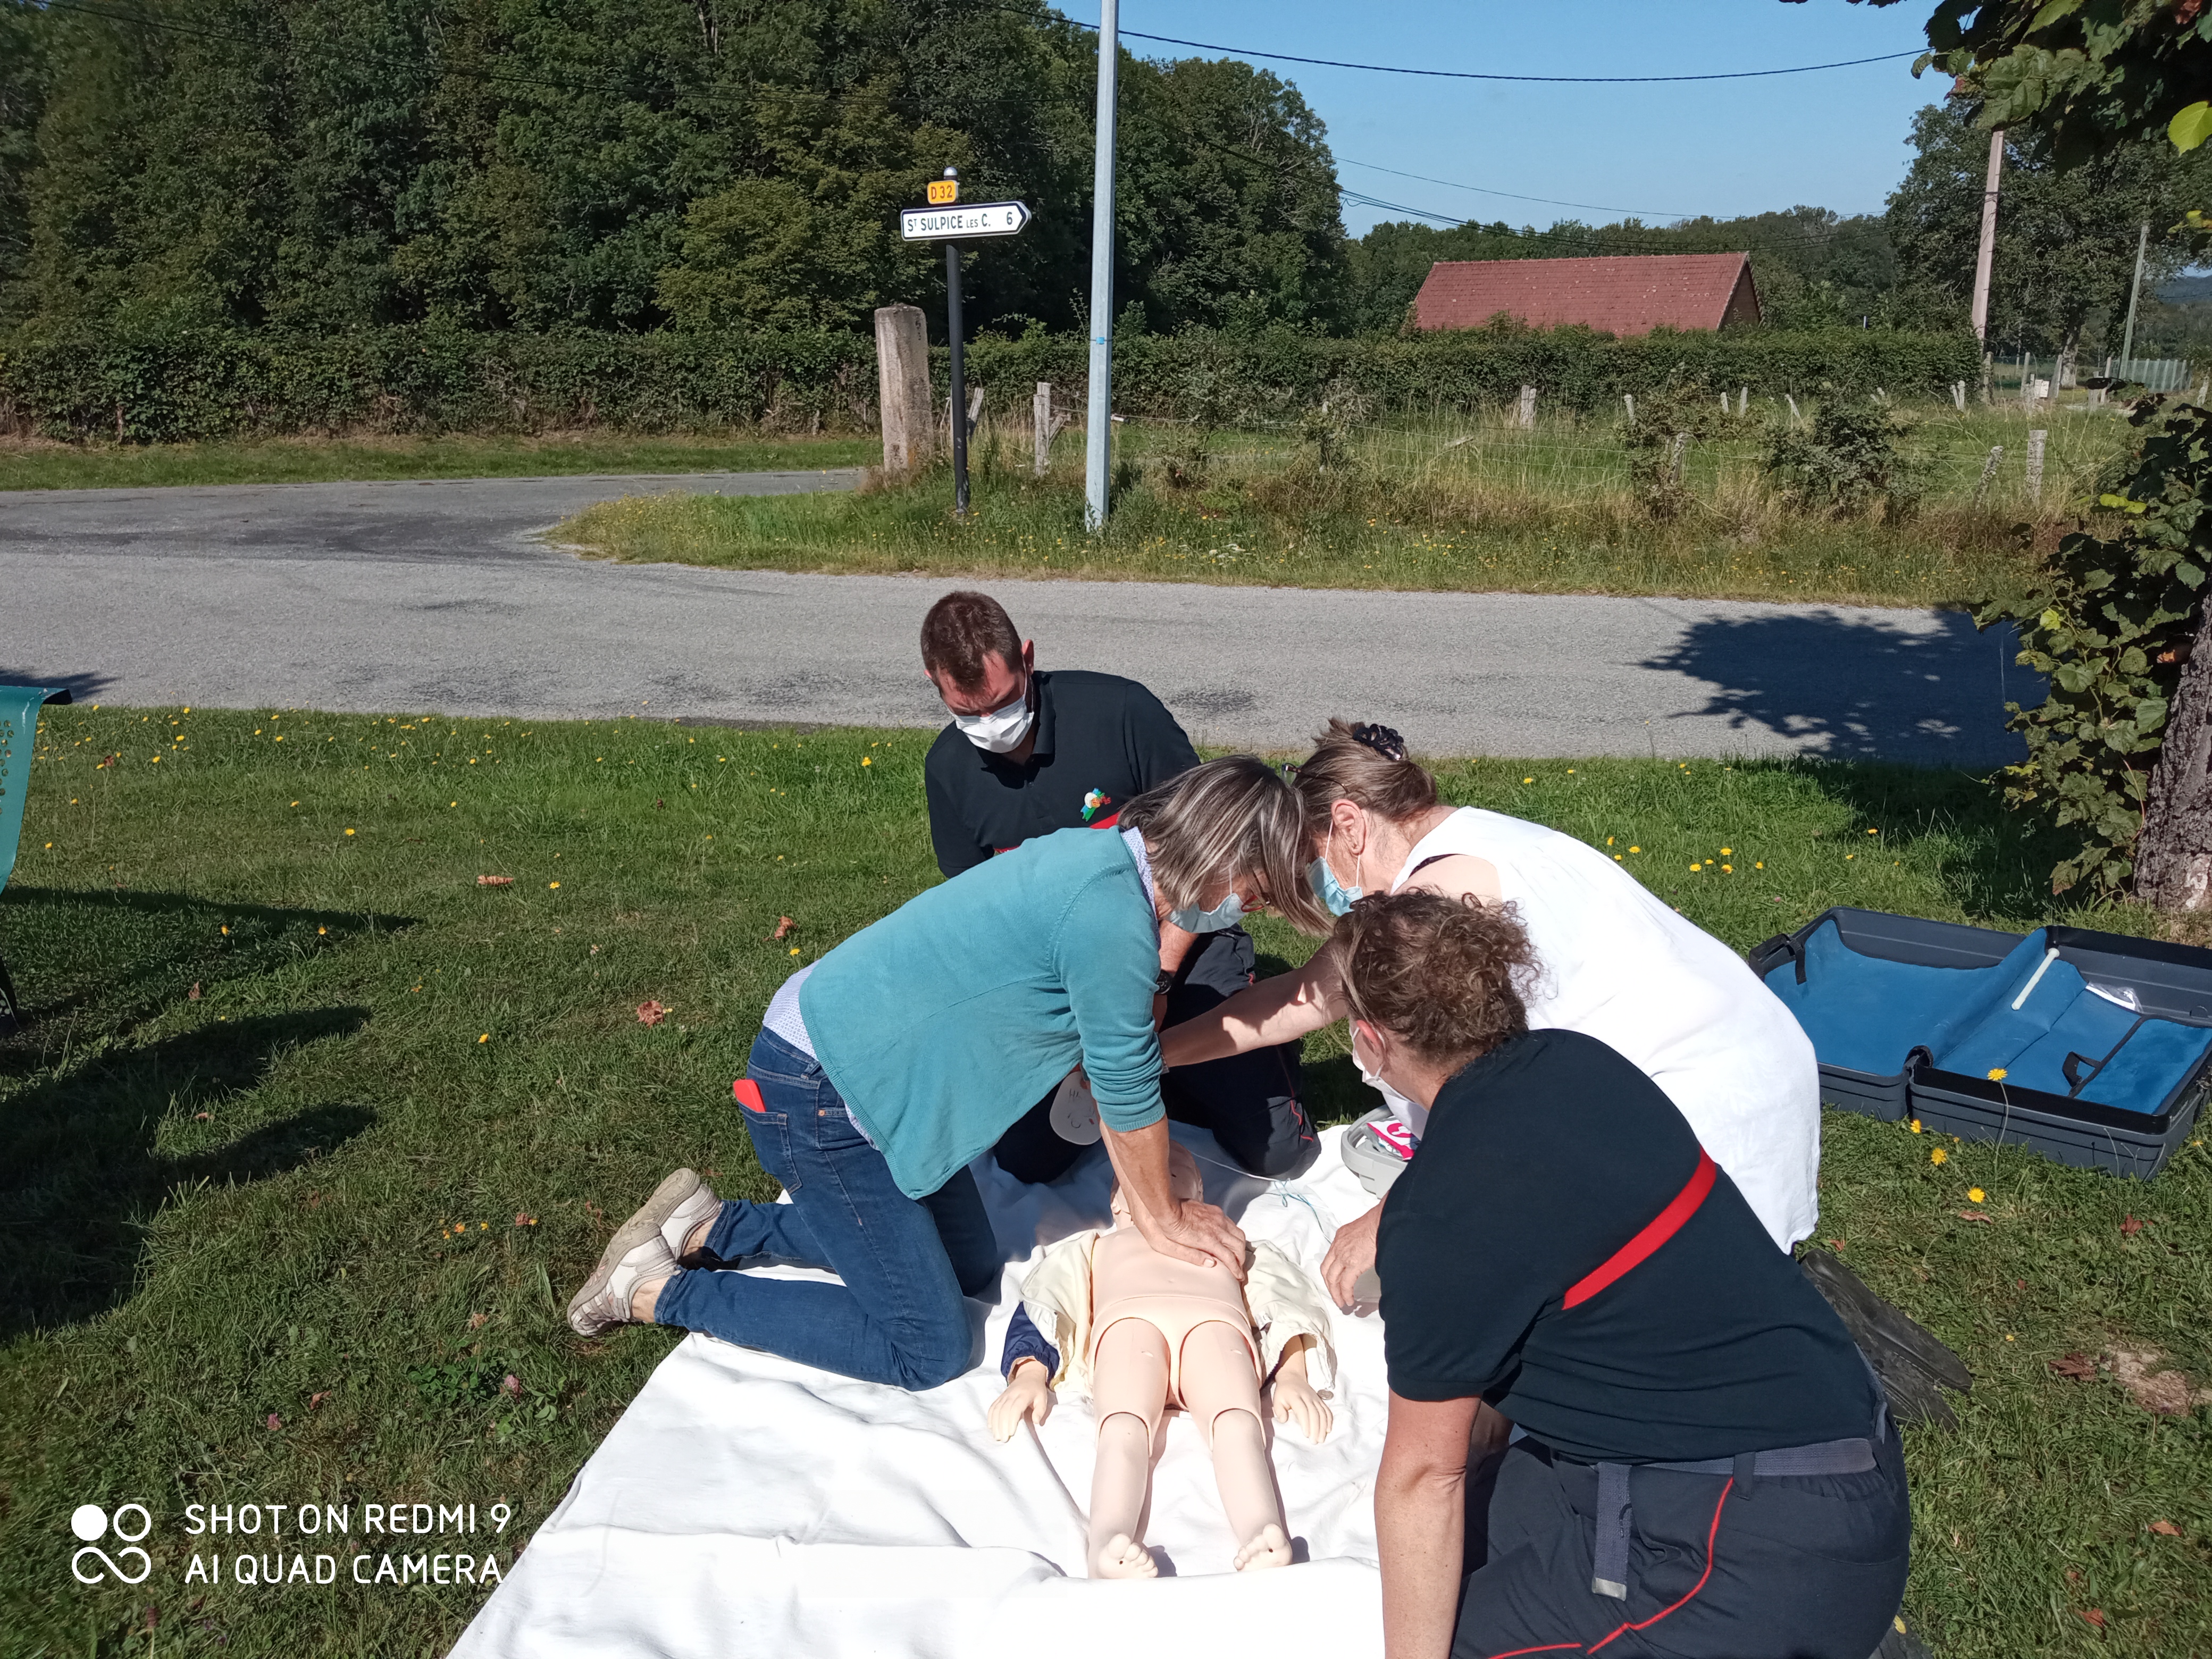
0, 432, 873, 492
555, 405, 2126, 608
3, 705, 2207, 1657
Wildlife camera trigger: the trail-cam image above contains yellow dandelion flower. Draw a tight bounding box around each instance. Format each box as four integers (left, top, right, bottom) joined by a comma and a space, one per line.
860, 757, 873, 767
1606, 836, 1614, 845
1909, 1119, 1922, 1133
549, 881, 560, 889
1987, 1067, 2008, 1081
1967, 1187, 1985, 1203
1628, 845, 1640, 853
1755, 861, 1764, 869
1522, 776, 1534, 784
1867, 828, 1879, 835
1722, 864, 1734, 873
790, 946, 801, 956
1930, 1147, 1948, 1165
344, 827, 356, 836
479, 1033, 490, 1043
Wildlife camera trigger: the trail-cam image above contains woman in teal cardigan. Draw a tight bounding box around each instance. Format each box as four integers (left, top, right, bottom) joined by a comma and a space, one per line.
567, 757, 1330, 1389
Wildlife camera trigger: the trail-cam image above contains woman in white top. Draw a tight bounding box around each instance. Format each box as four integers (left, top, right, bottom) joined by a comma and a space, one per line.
1160, 720, 1820, 1306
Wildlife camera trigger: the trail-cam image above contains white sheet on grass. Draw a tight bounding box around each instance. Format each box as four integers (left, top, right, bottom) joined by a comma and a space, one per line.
451, 1125, 1392, 1659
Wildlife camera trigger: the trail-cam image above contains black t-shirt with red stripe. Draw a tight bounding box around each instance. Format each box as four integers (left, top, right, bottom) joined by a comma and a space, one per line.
924, 669, 1201, 879
1377, 1028, 1878, 1464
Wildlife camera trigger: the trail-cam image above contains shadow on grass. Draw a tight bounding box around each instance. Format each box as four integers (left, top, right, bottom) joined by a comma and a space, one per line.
1640, 609, 2035, 769
0, 885, 412, 1076
1759, 756, 2082, 924
0, 1005, 375, 1338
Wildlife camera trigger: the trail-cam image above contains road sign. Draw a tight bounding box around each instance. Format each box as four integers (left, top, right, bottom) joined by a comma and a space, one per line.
900, 201, 1030, 241
926, 178, 958, 205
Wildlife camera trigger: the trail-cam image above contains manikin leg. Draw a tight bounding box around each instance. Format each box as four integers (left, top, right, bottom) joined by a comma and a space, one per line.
1180, 1321, 1293, 1570
1086, 1318, 1168, 1579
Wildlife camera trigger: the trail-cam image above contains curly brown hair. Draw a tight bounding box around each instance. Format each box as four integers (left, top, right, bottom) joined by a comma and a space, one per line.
1336, 890, 1540, 1068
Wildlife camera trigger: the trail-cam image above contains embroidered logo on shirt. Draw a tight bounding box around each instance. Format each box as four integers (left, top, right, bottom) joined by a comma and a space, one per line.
1080, 788, 1112, 822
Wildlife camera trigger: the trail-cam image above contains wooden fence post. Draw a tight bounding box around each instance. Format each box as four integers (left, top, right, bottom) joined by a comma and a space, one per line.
1737, 386, 1749, 417
2025, 429, 2046, 503
874, 304, 932, 473
1668, 431, 1688, 485
1784, 393, 1800, 426
1517, 385, 1536, 429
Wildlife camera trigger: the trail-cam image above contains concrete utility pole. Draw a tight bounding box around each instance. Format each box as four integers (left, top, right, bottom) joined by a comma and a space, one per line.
1970, 129, 2004, 342
1083, 0, 1119, 532
2118, 221, 2150, 371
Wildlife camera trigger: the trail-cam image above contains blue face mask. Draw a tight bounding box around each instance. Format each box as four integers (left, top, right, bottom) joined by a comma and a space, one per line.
1308, 836, 1363, 917
1169, 892, 1248, 934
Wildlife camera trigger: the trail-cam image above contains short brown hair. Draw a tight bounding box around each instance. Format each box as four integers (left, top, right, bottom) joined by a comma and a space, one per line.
1336, 890, 1538, 1068
920, 591, 1022, 692
1119, 756, 1334, 936
1291, 718, 1440, 837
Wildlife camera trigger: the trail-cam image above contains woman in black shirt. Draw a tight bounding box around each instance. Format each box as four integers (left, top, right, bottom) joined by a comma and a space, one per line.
1342, 892, 1909, 1659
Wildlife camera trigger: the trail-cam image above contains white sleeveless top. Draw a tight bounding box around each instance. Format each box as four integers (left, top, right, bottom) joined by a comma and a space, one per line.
1379, 807, 1819, 1251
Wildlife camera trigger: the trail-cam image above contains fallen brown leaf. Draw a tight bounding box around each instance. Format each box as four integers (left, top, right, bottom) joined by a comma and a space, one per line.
2107, 1347, 2212, 1415
2149, 1519, 2181, 1537
265, 1413, 282, 1431
193, 1110, 212, 1122
1956, 1210, 1993, 1223
2121, 1213, 2143, 1235
477, 874, 514, 887
2081, 1608, 2106, 1630
2049, 1353, 2099, 1381
2066, 1569, 2081, 1583
307, 1390, 330, 1411
770, 916, 797, 940
636, 1000, 669, 1026
96, 752, 119, 769
187, 982, 202, 1000
468, 1311, 488, 1329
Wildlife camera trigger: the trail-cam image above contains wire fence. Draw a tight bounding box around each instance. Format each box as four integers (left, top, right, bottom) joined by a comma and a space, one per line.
984, 396, 2143, 516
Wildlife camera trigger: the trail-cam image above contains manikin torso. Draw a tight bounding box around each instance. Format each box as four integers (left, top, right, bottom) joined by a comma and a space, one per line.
1087, 1222, 1260, 1387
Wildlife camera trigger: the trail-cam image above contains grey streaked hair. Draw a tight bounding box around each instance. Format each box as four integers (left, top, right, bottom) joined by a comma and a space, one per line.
1119, 756, 1333, 936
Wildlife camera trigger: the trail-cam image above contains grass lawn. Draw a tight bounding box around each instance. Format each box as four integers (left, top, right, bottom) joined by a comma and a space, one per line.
554, 402, 2129, 609
3, 705, 2207, 1657
0, 432, 873, 492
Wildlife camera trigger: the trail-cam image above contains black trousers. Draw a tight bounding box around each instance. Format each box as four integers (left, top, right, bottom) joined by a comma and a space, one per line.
1451, 1424, 1911, 1659
992, 926, 1316, 1184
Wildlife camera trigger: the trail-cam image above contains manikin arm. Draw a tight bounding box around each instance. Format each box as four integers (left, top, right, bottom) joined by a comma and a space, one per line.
1269, 1335, 1333, 1443
988, 1358, 1055, 1440
1159, 941, 1350, 1069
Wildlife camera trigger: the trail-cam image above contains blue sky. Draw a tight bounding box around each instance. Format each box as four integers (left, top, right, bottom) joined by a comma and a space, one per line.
1075, 0, 1949, 233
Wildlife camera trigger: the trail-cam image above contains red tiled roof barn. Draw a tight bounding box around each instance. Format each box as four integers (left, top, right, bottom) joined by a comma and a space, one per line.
1412, 253, 1762, 336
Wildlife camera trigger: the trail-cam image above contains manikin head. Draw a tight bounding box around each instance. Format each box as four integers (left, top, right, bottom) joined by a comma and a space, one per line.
1108, 1141, 1205, 1226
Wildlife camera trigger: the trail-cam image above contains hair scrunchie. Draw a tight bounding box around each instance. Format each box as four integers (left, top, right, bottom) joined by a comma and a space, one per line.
1349, 723, 1407, 763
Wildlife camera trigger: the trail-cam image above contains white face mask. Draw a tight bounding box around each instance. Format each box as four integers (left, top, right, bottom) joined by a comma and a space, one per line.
952, 684, 1034, 753
1351, 1021, 1388, 1092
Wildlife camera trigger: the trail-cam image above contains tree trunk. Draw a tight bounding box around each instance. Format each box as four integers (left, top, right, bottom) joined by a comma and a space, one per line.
2135, 597, 2212, 911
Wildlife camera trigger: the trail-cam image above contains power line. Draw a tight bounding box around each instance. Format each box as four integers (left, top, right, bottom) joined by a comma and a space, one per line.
1006, 6, 1922, 84
1338, 158, 1702, 221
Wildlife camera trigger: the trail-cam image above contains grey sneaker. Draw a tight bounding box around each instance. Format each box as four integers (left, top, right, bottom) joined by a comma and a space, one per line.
661, 1174, 721, 1261
566, 1169, 698, 1336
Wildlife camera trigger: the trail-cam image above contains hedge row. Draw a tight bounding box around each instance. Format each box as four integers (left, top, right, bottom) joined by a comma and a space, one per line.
0, 320, 1983, 443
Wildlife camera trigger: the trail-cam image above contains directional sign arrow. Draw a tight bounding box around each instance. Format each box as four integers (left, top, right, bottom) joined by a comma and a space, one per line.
899, 201, 1032, 241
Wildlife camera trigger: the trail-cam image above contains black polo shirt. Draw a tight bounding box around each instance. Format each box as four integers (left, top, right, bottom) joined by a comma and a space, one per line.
924, 669, 1201, 878
1378, 1028, 1878, 1464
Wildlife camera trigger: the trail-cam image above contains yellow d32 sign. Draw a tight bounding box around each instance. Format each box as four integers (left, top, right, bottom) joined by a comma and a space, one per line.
927, 178, 959, 205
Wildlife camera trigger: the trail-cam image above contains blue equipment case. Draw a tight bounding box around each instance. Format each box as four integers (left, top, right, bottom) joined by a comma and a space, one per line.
1750, 907, 2212, 1179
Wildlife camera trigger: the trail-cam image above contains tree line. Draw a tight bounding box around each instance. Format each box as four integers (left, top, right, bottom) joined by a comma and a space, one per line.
1, 1, 2203, 354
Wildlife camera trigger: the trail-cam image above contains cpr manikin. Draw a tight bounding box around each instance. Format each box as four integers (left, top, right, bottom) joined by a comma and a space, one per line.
988, 1142, 1336, 1578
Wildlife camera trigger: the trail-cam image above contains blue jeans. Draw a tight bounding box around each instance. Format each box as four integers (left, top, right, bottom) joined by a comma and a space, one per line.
655, 1027, 1001, 1389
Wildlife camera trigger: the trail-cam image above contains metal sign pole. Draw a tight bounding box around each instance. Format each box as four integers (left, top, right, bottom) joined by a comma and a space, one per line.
946, 239, 967, 519
1083, 0, 1118, 532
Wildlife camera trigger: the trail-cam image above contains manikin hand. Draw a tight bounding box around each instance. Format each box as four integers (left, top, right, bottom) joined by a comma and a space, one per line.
988, 1359, 1055, 1442
1270, 1339, 1333, 1444
1321, 1202, 1383, 1312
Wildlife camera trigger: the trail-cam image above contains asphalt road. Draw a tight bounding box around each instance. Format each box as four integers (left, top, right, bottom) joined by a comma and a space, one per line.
1, 471, 2029, 764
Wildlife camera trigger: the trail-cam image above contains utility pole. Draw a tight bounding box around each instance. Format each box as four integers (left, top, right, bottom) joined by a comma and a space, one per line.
1970, 128, 2003, 342
1083, 0, 1119, 532
2118, 220, 2150, 373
